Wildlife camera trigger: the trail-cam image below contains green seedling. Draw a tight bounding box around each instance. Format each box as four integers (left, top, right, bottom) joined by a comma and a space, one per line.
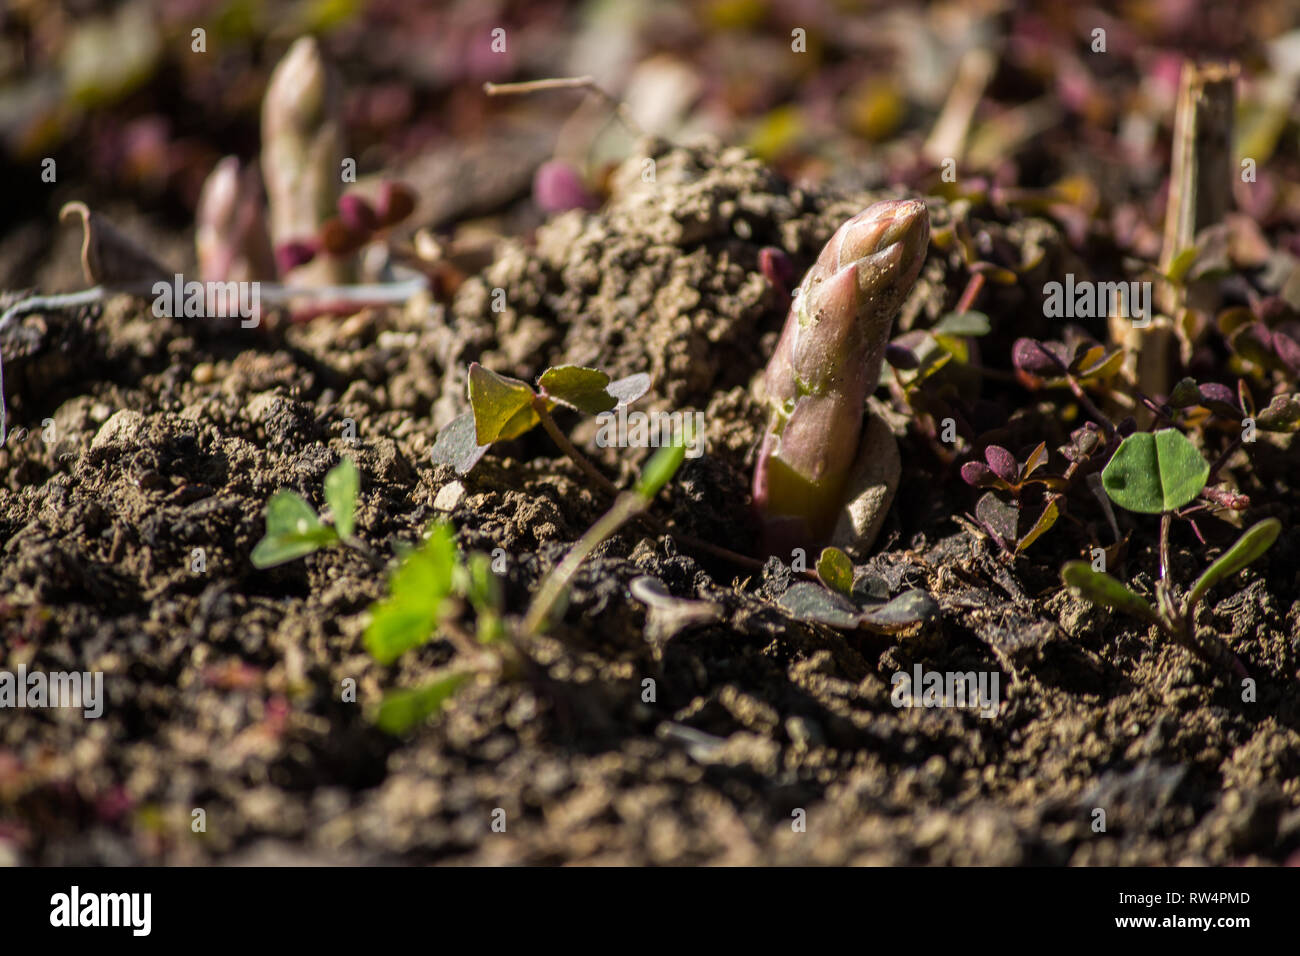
815, 546, 854, 596
1062, 428, 1279, 677
364, 433, 690, 733
432, 361, 768, 575
363, 521, 508, 734
430, 362, 651, 477
522, 429, 690, 634
364, 523, 507, 664
1100, 428, 1208, 514
773, 541, 940, 636
777, 580, 940, 636
250, 458, 381, 569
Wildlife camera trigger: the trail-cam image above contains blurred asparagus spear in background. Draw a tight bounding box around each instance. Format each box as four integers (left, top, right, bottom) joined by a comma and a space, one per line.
262, 36, 348, 285
753, 199, 929, 556
196, 156, 275, 286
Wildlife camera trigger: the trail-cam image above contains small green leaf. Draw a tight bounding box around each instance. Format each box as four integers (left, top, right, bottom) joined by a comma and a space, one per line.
264, 489, 324, 537
1061, 562, 1160, 625
250, 531, 334, 568
816, 547, 853, 595
1165, 246, 1199, 285
1101, 430, 1209, 514
363, 523, 459, 664
374, 672, 471, 734
932, 310, 991, 337
537, 365, 617, 414
251, 491, 336, 568
1186, 518, 1281, 611
463, 551, 503, 619
1074, 348, 1125, 382
1069, 344, 1107, 376
857, 589, 941, 634
635, 439, 688, 500
1019, 441, 1049, 481
467, 363, 538, 444
933, 333, 970, 363
324, 458, 359, 538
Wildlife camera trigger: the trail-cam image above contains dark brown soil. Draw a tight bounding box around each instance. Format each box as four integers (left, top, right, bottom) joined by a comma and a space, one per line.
2, 143, 1298, 866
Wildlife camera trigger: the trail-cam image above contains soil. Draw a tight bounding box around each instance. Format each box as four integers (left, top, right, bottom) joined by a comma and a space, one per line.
2, 142, 1298, 866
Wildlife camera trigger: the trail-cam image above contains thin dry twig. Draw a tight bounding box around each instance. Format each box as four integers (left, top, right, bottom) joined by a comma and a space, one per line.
484, 75, 645, 139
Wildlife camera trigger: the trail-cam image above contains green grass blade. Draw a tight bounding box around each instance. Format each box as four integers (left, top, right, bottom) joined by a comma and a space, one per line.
1186, 518, 1281, 610
1061, 561, 1160, 625
324, 458, 359, 538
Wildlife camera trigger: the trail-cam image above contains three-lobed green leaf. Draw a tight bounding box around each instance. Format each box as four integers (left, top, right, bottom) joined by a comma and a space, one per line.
1101, 429, 1209, 514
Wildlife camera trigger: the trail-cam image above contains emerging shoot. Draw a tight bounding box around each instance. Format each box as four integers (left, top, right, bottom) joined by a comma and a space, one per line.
753, 199, 929, 554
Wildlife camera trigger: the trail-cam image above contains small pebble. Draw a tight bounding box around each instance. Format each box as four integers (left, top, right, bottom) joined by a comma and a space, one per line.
434, 481, 466, 511
192, 362, 216, 384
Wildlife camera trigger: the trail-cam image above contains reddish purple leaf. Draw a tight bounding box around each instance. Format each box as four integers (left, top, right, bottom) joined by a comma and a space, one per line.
984, 445, 1018, 483
1273, 331, 1300, 373
1197, 382, 1240, 416
759, 246, 795, 288
1012, 337, 1067, 375
961, 461, 997, 488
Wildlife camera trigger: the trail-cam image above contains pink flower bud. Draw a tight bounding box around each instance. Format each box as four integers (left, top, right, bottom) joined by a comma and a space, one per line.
533, 159, 599, 213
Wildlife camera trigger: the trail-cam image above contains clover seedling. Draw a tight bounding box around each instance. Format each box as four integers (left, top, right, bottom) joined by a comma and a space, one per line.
251, 458, 381, 569
1100, 428, 1209, 516
1061, 428, 1280, 676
